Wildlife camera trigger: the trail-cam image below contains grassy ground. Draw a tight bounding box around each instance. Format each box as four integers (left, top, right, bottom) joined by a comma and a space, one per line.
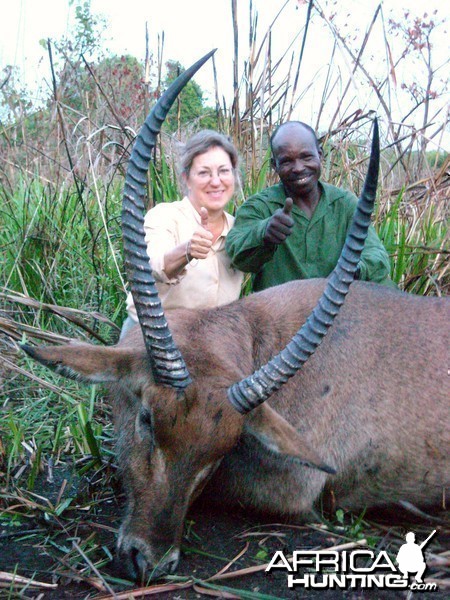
0, 461, 448, 598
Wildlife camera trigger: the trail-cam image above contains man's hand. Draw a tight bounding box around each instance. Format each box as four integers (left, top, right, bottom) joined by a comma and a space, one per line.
189, 207, 213, 259
263, 197, 294, 245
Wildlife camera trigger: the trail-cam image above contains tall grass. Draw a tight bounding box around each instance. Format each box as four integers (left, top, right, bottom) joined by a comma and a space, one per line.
1, 178, 125, 332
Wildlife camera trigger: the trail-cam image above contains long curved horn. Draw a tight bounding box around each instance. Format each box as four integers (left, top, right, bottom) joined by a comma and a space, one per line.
228, 118, 380, 414
122, 50, 216, 389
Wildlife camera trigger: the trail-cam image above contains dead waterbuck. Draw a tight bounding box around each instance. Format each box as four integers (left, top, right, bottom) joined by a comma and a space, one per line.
22, 51, 449, 582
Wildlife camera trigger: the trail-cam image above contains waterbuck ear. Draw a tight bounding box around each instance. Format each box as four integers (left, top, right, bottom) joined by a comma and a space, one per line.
244, 403, 336, 475
21, 342, 149, 385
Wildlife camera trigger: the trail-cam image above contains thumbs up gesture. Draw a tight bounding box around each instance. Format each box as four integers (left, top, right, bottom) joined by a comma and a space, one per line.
200, 207, 209, 230
263, 197, 294, 245
189, 207, 214, 260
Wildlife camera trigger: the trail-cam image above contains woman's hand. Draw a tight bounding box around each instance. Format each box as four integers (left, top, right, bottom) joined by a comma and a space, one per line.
163, 208, 214, 278
188, 207, 213, 260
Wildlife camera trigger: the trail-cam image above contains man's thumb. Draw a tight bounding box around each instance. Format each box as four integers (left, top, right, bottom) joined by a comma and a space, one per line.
200, 207, 209, 229
283, 197, 293, 215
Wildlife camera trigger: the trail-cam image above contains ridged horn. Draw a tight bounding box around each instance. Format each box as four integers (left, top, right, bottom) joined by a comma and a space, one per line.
122, 50, 216, 389
228, 118, 380, 413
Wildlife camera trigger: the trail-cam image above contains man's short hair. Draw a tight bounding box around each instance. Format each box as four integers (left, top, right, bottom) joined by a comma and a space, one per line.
270, 121, 320, 155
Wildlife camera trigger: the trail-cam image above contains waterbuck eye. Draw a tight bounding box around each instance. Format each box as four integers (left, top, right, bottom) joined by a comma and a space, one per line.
139, 406, 153, 429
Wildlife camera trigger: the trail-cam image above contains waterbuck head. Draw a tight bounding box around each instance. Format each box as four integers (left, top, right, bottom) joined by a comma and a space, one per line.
22, 51, 380, 582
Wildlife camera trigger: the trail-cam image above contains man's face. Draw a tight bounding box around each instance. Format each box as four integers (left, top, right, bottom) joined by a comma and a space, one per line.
272, 125, 322, 200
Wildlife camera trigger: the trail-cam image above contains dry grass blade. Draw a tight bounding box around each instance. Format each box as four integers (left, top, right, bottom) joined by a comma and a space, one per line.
318, 5, 394, 133
237, 531, 287, 542
0, 571, 57, 589
95, 580, 193, 599
209, 562, 270, 581
0, 353, 73, 395
0, 316, 73, 345
321, 539, 368, 552
193, 583, 241, 598
1, 290, 119, 340
51, 551, 112, 593
72, 540, 117, 597
208, 542, 250, 580
287, 0, 314, 119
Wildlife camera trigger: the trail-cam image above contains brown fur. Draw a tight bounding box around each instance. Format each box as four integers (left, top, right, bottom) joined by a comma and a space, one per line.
23, 279, 449, 579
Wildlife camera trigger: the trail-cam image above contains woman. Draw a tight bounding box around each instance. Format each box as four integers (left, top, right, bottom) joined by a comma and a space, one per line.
122, 130, 244, 338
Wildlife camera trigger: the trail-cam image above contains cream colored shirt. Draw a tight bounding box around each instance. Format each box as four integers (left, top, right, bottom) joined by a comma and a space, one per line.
126, 197, 244, 319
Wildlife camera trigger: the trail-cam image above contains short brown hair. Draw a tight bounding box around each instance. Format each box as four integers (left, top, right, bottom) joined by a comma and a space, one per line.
180, 130, 239, 176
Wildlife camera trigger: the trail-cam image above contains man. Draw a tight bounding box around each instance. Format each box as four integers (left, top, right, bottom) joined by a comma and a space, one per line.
226, 121, 394, 291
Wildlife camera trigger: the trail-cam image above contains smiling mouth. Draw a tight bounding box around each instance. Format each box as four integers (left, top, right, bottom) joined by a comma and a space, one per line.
293, 175, 311, 184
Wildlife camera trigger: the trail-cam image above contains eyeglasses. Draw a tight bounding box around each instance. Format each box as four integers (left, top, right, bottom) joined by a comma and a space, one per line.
191, 167, 234, 181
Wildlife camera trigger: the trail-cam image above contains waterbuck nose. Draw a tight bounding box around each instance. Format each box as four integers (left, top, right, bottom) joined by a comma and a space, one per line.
117, 545, 180, 583
129, 546, 148, 582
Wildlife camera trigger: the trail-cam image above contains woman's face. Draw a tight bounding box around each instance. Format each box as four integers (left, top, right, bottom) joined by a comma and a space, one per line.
185, 146, 235, 214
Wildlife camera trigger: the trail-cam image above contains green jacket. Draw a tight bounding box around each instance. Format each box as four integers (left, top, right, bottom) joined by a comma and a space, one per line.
226, 182, 393, 292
